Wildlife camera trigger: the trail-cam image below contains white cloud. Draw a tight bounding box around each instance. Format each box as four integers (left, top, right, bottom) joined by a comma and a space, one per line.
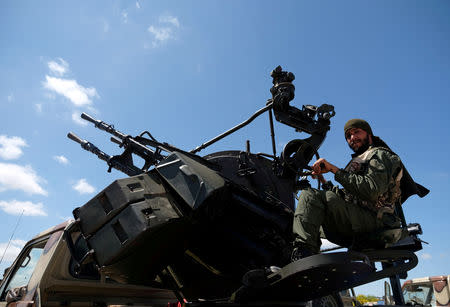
0, 200, 47, 216
73, 179, 95, 194
0, 163, 47, 196
0, 239, 27, 263
7, 94, 14, 103
421, 253, 432, 260
148, 26, 173, 44
53, 155, 69, 165
43, 76, 99, 107
136, 1, 140, 9
47, 58, 69, 76
72, 112, 88, 126
147, 14, 180, 47
0, 135, 27, 160
159, 15, 180, 28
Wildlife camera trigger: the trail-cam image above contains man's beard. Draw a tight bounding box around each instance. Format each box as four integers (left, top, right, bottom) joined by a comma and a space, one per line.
349, 134, 371, 155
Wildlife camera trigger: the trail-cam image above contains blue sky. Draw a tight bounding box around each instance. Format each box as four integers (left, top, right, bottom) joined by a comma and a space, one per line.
1, 1, 449, 297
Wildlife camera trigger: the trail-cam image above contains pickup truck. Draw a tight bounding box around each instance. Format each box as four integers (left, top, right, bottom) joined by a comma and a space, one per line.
0, 216, 423, 307
400, 275, 450, 306
1, 218, 352, 307
0, 220, 178, 307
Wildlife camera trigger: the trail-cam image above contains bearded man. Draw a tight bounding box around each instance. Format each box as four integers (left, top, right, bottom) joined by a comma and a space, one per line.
292, 119, 428, 259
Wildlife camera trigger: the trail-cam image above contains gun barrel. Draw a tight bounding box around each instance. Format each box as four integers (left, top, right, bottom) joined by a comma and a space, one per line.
67, 132, 85, 145
68, 132, 142, 176
67, 133, 109, 161
81, 112, 127, 140
78, 113, 162, 168
110, 136, 121, 146
80, 112, 98, 125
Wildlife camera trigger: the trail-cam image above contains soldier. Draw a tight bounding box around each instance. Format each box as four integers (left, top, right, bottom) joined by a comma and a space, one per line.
292, 119, 415, 259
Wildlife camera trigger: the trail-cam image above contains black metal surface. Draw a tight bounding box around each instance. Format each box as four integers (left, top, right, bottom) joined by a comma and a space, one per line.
203, 151, 295, 211
229, 249, 418, 303
268, 108, 277, 158
357, 249, 418, 285
264, 252, 374, 301
156, 151, 226, 210
73, 174, 164, 236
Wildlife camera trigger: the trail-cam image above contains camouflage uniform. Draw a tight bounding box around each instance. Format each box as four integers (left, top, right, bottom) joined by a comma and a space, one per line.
292, 145, 403, 253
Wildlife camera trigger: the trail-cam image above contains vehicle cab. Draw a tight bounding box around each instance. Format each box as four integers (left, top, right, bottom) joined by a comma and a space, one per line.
402, 275, 450, 306
0, 220, 177, 307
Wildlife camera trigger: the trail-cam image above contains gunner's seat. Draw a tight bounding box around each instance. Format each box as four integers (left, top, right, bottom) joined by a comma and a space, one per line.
350, 203, 424, 253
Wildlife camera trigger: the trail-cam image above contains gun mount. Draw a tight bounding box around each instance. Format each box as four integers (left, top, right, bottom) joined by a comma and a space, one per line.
66, 66, 423, 306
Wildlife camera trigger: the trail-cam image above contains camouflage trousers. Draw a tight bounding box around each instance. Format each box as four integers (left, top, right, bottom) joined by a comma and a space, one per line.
293, 188, 399, 253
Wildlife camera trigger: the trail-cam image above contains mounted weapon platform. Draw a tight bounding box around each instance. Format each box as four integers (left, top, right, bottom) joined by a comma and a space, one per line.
65, 66, 425, 306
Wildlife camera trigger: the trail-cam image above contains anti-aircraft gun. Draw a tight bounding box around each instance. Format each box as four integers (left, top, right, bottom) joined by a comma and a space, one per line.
66, 66, 425, 306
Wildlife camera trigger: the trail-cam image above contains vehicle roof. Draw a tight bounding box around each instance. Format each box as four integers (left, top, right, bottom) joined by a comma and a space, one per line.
31, 219, 74, 241
403, 275, 450, 286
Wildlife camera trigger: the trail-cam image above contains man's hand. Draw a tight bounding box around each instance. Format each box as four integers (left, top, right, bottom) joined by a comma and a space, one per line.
311, 158, 339, 175
311, 173, 327, 184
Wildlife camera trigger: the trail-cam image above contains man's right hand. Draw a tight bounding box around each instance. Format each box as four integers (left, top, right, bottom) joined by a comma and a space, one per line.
311, 158, 339, 175
311, 173, 326, 184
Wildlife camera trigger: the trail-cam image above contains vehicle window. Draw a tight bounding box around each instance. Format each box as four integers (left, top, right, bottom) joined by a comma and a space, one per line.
0, 240, 46, 300
403, 284, 434, 306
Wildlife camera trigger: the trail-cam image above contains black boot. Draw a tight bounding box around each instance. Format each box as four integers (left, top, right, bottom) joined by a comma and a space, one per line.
291, 244, 315, 261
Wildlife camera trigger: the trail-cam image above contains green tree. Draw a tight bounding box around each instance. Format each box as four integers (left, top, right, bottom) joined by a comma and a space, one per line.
356, 294, 379, 304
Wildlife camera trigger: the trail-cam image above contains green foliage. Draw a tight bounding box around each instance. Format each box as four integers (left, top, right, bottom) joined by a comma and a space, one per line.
356, 294, 379, 304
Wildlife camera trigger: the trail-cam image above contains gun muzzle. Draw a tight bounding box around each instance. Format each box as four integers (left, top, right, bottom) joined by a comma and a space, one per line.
67, 132, 85, 145
80, 112, 99, 125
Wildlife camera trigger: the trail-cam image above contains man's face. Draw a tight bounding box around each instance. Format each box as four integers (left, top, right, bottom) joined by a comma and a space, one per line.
345, 128, 372, 152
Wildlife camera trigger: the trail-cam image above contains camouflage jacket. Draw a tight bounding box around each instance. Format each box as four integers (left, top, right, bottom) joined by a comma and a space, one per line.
334, 146, 403, 218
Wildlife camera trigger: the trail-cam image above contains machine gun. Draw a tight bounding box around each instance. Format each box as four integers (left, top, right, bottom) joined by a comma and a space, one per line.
67, 132, 143, 176
66, 66, 423, 306
68, 113, 211, 176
